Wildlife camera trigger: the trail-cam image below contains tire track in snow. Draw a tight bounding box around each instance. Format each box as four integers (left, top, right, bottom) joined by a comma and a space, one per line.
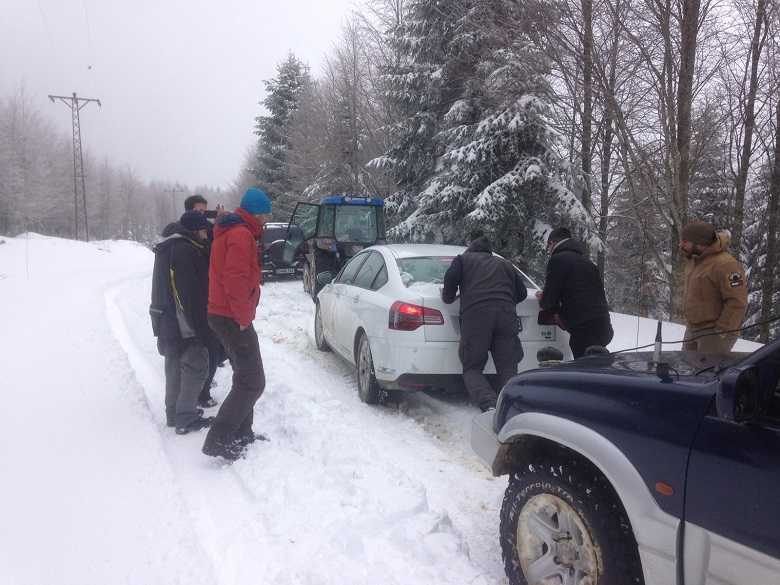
111, 275, 507, 584
258, 281, 497, 470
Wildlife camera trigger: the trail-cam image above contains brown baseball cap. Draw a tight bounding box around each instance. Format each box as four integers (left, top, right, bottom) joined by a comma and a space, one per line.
681, 221, 716, 246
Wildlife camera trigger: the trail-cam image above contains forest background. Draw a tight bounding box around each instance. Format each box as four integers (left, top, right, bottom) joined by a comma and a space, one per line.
2, 0, 779, 341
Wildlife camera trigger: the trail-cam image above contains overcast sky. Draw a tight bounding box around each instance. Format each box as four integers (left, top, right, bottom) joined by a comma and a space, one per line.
1, 0, 356, 189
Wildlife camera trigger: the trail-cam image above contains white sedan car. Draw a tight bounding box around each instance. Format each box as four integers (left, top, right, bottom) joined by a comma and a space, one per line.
314, 244, 572, 403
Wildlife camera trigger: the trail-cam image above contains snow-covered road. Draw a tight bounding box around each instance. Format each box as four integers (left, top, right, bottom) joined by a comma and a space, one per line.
1, 235, 508, 585
1, 234, 760, 585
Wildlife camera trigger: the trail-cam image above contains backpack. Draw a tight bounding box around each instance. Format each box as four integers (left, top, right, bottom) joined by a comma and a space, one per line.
149, 240, 181, 341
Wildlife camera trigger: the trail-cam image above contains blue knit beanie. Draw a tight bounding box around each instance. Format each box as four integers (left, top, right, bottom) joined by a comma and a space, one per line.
240, 187, 272, 215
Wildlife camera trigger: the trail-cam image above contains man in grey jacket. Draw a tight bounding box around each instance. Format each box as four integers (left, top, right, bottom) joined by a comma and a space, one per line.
442, 231, 527, 411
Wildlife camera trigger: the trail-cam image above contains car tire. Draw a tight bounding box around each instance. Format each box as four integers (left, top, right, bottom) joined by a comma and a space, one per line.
314, 302, 330, 352
356, 332, 382, 405
500, 457, 644, 585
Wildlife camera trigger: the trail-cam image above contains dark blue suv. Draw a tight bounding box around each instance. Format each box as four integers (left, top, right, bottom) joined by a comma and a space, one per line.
471, 343, 780, 585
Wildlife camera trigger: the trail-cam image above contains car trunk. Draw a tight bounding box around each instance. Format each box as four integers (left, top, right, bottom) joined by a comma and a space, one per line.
419, 289, 559, 343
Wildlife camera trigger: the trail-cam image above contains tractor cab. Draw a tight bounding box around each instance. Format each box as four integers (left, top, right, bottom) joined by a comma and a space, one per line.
283, 195, 385, 299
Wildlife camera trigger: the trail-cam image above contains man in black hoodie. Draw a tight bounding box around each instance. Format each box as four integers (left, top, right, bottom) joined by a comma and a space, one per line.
150, 211, 214, 434
539, 227, 613, 358
442, 231, 527, 412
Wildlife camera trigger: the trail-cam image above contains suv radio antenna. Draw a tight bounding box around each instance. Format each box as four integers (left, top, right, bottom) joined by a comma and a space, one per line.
653, 320, 662, 364
652, 320, 672, 381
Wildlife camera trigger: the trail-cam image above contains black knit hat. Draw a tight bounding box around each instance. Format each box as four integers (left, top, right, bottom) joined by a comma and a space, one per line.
547, 227, 571, 244
681, 221, 716, 246
180, 210, 210, 232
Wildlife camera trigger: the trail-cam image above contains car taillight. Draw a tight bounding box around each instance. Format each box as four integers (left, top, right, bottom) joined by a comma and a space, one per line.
388, 301, 444, 331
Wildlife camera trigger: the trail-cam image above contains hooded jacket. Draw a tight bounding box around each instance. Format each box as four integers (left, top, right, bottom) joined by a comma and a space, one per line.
208, 208, 263, 328
442, 237, 528, 314
150, 224, 211, 345
540, 238, 610, 329
683, 231, 747, 333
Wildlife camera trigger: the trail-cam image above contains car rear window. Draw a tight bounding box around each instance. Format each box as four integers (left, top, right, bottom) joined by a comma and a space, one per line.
396, 255, 537, 289
396, 257, 455, 287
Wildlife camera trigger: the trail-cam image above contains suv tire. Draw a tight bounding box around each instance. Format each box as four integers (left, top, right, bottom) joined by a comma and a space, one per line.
314, 302, 330, 352
500, 457, 644, 585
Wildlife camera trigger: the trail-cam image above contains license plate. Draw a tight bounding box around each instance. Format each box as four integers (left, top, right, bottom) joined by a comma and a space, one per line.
275, 268, 295, 274
539, 326, 556, 341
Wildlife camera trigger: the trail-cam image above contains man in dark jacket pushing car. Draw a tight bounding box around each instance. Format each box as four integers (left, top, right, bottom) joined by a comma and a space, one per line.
538, 227, 613, 359
442, 230, 527, 413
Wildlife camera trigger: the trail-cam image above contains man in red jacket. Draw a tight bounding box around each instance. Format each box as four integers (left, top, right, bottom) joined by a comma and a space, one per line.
202, 187, 272, 461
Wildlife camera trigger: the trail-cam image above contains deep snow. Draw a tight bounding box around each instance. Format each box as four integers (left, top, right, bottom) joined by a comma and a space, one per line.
0, 234, 760, 585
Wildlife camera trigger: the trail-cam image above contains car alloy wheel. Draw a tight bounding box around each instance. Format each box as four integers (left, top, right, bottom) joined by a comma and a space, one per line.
356, 333, 381, 404
314, 302, 330, 352
516, 494, 598, 584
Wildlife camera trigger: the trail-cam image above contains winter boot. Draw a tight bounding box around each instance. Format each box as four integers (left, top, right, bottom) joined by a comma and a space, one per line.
202, 423, 245, 461
175, 416, 213, 435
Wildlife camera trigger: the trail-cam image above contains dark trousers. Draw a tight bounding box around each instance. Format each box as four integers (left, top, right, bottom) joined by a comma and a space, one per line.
163, 339, 209, 427
568, 317, 614, 359
198, 340, 226, 402
205, 315, 265, 439
459, 304, 523, 410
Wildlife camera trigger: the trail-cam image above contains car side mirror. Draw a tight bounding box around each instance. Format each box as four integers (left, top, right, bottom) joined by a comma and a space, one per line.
316, 271, 334, 286
538, 309, 557, 326
717, 365, 761, 422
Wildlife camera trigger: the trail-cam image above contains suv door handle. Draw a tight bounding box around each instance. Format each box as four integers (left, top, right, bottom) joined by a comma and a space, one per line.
350, 294, 360, 303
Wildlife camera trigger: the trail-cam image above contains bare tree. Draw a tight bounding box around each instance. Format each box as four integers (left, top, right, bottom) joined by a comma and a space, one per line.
730, 0, 772, 253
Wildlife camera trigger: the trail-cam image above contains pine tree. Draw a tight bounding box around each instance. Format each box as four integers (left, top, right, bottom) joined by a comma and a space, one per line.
378, 0, 589, 273
371, 0, 466, 229
254, 53, 311, 220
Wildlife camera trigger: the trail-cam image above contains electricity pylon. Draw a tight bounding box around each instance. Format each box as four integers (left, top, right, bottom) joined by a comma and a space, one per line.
49, 92, 101, 241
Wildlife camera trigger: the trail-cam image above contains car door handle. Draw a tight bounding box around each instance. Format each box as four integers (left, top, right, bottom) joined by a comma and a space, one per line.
350, 294, 360, 303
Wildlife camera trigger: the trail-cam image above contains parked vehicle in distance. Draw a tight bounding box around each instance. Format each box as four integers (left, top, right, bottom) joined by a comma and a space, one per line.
471, 343, 780, 585
261, 222, 305, 279
313, 243, 572, 403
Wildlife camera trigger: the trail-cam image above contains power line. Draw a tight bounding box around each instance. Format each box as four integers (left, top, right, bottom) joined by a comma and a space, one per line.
35, 0, 57, 58
48, 93, 102, 241
82, 0, 94, 58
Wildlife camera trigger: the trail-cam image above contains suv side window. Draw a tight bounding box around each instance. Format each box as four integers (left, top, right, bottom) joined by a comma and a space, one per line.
336, 253, 368, 285
352, 252, 386, 290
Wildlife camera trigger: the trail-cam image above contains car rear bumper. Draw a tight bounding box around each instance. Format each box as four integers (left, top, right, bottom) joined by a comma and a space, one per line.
371, 337, 572, 385
262, 263, 305, 277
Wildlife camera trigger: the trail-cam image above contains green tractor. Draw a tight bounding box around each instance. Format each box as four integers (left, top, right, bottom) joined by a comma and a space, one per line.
283, 195, 386, 300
